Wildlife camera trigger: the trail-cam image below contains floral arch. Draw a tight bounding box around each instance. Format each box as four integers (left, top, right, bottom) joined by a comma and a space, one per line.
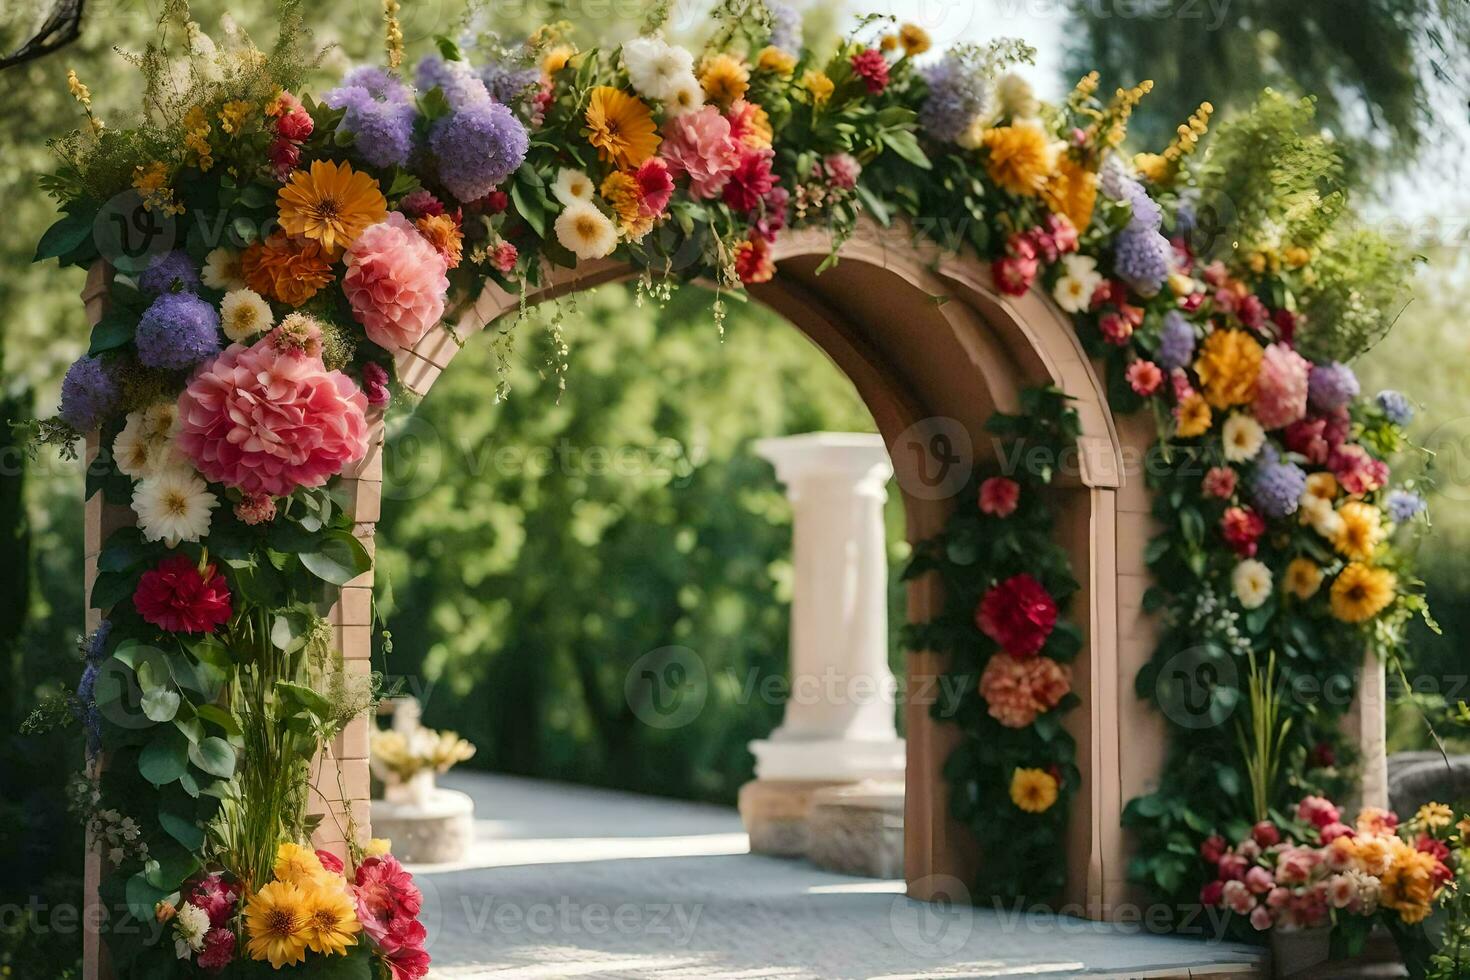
28, 2, 1447, 978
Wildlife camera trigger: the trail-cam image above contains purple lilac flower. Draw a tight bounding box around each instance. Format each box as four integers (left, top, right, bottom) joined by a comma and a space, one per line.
1376, 390, 1413, 426
416, 54, 492, 111
919, 53, 991, 145
1099, 155, 1130, 200
1386, 489, 1426, 524
135, 291, 221, 370
768, 0, 803, 51
86, 620, 111, 662
478, 60, 541, 106
1157, 311, 1196, 371
1251, 457, 1306, 518
1308, 361, 1360, 412
76, 662, 101, 755
1113, 224, 1171, 296
59, 355, 120, 431
325, 82, 418, 169
430, 100, 529, 202
137, 250, 200, 296
1120, 179, 1162, 232
339, 65, 413, 103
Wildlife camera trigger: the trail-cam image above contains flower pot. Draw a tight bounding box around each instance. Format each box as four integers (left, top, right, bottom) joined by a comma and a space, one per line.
1271, 925, 1332, 977
383, 770, 437, 808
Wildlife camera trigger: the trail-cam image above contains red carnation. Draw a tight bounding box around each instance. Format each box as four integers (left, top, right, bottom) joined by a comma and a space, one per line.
849, 48, 891, 94
978, 476, 1020, 517
1220, 506, 1265, 558
975, 573, 1058, 657
133, 555, 232, 634
993, 254, 1037, 296
722, 147, 776, 213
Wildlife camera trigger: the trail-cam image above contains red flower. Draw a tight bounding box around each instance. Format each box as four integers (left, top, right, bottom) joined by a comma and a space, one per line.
267, 137, 300, 181
1220, 506, 1265, 558
1201, 466, 1237, 500
1309, 741, 1336, 768
849, 48, 890, 94
491, 241, 519, 274
1045, 213, 1079, 255
133, 556, 232, 634
992, 254, 1037, 296
1252, 821, 1280, 847
476, 190, 510, 214
275, 103, 314, 142
1200, 879, 1225, 906
1126, 360, 1163, 397
187, 874, 239, 928
1200, 835, 1228, 864
1099, 311, 1133, 345
734, 234, 775, 284
1417, 834, 1451, 863
1328, 444, 1389, 496
197, 927, 235, 972
354, 855, 424, 945
975, 573, 1058, 657
978, 476, 1020, 517
635, 157, 675, 216
723, 147, 776, 213
315, 848, 346, 875
399, 190, 447, 218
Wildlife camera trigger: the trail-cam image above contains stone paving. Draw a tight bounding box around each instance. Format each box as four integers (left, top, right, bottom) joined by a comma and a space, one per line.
414, 771, 1265, 979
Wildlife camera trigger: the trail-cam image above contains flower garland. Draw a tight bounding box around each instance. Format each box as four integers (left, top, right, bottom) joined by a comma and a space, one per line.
27, 1, 1435, 972
903, 388, 1084, 902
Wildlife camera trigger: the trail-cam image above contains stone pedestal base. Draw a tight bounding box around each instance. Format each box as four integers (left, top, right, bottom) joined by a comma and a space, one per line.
370, 788, 474, 864
807, 780, 905, 879
738, 779, 846, 856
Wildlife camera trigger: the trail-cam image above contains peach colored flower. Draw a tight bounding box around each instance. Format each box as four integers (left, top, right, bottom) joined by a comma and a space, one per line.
343, 212, 450, 353
661, 106, 741, 200
978, 652, 1071, 728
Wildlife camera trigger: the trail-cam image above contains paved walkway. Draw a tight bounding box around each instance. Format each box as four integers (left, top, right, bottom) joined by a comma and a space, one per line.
414, 771, 1264, 979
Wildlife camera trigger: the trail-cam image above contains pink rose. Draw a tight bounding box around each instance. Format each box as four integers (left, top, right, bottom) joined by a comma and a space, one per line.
662, 106, 740, 200
342, 212, 450, 353
1201, 466, 1237, 500
979, 477, 1020, 517
1222, 879, 1255, 914
1319, 822, 1354, 844
1245, 865, 1275, 895
1297, 795, 1341, 829
1217, 853, 1248, 882
1249, 905, 1274, 931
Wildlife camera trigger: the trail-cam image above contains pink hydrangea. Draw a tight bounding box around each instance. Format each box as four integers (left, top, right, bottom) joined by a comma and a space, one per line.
661, 106, 741, 200
1253, 342, 1311, 429
176, 332, 370, 497
977, 651, 1071, 728
343, 212, 450, 353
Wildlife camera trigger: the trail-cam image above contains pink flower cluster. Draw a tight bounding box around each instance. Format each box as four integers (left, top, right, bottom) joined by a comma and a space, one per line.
1253, 342, 1311, 430
343, 212, 451, 353
354, 855, 431, 979
187, 873, 240, 972
993, 215, 1079, 297
662, 106, 742, 200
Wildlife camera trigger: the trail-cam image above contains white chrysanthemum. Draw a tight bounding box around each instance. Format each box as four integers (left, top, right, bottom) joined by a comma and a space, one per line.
552, 168, 595, 207
1221, 413, 1265, 463
1052, 254, 1103, 314
662, 75, 705, 117
133, 469, 217, 547
1232, 559, 1272, 610
554, 203, 618, 261
201, 247, 246, 291
113, 404, 182, 478
173, 902, 209, 959
220, 287, 273, 342
621, 36, 695, 102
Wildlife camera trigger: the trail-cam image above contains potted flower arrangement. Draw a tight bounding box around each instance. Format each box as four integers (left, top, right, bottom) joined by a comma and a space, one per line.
370, 699, 476, 807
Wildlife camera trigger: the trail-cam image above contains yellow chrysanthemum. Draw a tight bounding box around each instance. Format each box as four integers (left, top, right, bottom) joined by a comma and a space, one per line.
584, 87, 661, 169
1334, 501, 1383, 561
1042, 155, 1098, 232
1009, 768, 1059, 814
600, 171, 653, 240
898, 23, 932, 54
1330, 562, 1396, 624
543, 44, 576, 75
1416, 802, 1454, 831
756, 46, 796, 76
981, 120, 1059, 197
801, 70, 834, 106
1193, 329, 1263, 409
300, 879, 361, 956
274, 842, 326, 886
1283, 557, 1324, 600
1175, 395, 1212, 438
1380, 840, 1443, 924
244, 880, 310, 969
700, 53, 750, 106
277, 160, 387, 255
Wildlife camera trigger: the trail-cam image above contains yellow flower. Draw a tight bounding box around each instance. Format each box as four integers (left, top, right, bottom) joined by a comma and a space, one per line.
585, 87, 660, 169
1193, 329, 1262, 409
133, 162, 184, 216
1416, 802, 1454, 831
1010, 768, 1059, 814
801, 70, 834, 106
1381, 840, 1443, 924
218, 100, 253, 135
365, 837, 392, 857
66, 68, 91, 106
277, 160, 387, 255
299, 879, 361, 956
879, 34, 899, 52
700, 53, 750, 106
416, 213, 464, 268
1042, 155, 1098, 232
1303, 472, 1338, 507
981, 120, 1059, 197
756, 46, 796, 76
1175, 395, 1212, 438
1330, 562, 1396, 624
600, 171, 652, 240
1334, 501, 1383, 561
274, 842, 326, 886
898, 23, 932, 55
1283, 558, 1324, 600
1133, 152, 1168, 184
543, 44, 576, 74
244, 880, 310, 969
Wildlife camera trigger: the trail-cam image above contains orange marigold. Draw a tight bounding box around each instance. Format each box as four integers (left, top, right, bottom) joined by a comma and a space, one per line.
1043, 155, 1098, 233
599, 171, 652, 240
981, 119, 1058, 197
415, 213, 464, 269
241, 233, 336, 307
1194, 329, 1263, 409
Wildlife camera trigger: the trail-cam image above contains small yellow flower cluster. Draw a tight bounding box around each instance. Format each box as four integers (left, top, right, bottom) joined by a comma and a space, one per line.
184, 105, 214, 172
879, 23, 932, 56
67, 68, 105, 134
1135, 102, 1213, 184
132, 161, 184, 216
382, 0, 404, 71
218, 100, 254, 136
1088, 80, 1154, 150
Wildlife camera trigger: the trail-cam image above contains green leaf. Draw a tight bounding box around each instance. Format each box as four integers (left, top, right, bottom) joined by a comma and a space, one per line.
195, 703, 242, 737
124, 873, 171, 923
90, 569, 139, 610
98, 527, 165, 572
138, 728, 189, 785
35, 207, 96, 262
188, 736, 236, 778
298, 530, 372, 586
141, 687, 180, 723
88, 309, 137, 355
158, 796, 206, 852
510, 180, 546, 238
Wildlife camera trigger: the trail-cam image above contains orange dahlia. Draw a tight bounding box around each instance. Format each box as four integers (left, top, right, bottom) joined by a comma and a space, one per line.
1043, 155, 1099, 233
981, 120, 1058, 197
277, 159, 387, 255
415, 213, 464, 269
241, 233, 335, 307
585, 87, 660, 169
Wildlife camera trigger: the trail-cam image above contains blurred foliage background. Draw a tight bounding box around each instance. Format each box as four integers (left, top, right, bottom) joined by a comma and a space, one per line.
1, 0, 1467, 973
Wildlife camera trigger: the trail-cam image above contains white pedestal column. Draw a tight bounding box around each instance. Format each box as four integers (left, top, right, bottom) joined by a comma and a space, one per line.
739, 433, 905, 862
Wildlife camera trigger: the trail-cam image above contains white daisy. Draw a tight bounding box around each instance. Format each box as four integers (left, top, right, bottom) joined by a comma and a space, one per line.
113, 404, 183, 478
133, 469, 218, 547
1221, 413, 1265, 463
621, 35, 695, 103
173, 902, 209, 959
1052, 254, 1103, 313
662, 75, 705, 117
201, 247, 246, 291
552, 168, 595, 207
554, 203, 619, 261
1231, 559, 1272, 610
220, 287, 273, 342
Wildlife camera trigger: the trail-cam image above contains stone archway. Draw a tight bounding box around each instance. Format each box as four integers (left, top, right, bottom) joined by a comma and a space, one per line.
78, 218, 1161, 935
